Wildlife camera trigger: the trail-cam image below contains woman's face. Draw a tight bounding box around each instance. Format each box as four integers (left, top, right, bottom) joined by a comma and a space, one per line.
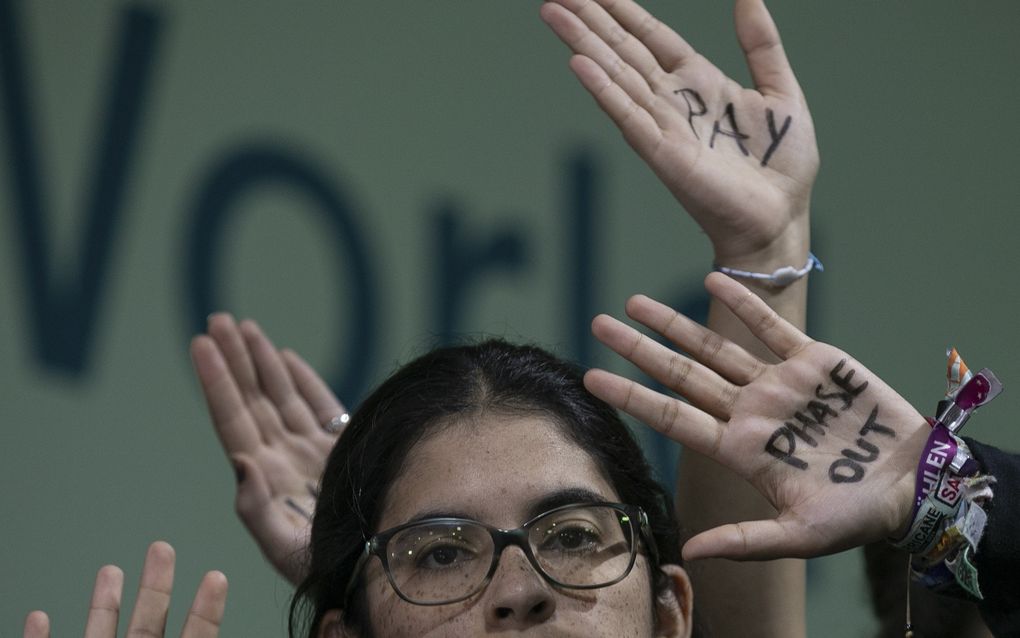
338, 412, 690, 637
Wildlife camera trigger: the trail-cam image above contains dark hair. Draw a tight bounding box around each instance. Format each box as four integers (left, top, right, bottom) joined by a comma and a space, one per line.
288, 339, 682, 637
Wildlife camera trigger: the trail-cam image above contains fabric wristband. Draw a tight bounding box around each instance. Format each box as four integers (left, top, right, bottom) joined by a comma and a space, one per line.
714, 252, 822, 287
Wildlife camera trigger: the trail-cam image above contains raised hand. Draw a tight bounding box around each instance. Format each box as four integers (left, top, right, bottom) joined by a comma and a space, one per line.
585, 273, 928, 560
23, 542, 227, 638
190, 314, 347, 584
541, 0, 818, 266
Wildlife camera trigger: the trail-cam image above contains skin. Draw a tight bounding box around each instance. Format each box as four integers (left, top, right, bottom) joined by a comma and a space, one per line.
191, 314, 345, 584
585, 274, 927, 558
196, 0, 989, 631
318, 413, 692, 638
197, 0, 818, 635
539, 0, 818, 632
23, 541, 228, 638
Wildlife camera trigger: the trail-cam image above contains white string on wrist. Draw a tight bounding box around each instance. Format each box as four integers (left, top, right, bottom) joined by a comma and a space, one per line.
714, 253, 823, 287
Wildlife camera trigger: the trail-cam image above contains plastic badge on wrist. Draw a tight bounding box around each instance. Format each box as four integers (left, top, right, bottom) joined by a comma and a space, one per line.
894, 350, 1001, 553
946, 546, 983, 599
959, 497, 989, 550
936, 367, 1003, 434
945, 348, 972, 396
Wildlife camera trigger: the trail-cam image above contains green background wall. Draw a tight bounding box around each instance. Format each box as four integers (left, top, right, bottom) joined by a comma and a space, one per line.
2, 1, 1019, 635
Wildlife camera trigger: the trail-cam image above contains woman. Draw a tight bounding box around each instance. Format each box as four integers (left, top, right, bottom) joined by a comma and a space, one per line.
278, 264, 962, 637
31, 0, 1006, 634
290, 338, 694, 636
26, 275, 1018, 635
201, 265, 1013, 638
194, 0, 822, 633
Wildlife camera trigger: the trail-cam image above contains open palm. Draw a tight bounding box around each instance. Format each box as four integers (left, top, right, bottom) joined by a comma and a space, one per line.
585, 273, 929, 560
191, 315, 346, 584
541, 0, 818, 263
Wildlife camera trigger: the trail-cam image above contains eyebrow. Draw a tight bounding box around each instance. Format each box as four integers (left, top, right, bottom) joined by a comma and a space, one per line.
525, 487, 611, 521
403, 487, 613, 528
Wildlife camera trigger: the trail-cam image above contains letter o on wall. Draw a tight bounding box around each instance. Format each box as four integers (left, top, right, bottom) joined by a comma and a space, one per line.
184, 144, 376, 401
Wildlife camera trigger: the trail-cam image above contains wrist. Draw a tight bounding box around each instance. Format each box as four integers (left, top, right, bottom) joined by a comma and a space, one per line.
711, 209, 811, 273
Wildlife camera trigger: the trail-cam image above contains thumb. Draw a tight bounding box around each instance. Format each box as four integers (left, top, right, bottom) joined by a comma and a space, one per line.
230, 453, 310, 585
734, 0, 798, 98
682, 518, 806, 561
231, 454, 272, 529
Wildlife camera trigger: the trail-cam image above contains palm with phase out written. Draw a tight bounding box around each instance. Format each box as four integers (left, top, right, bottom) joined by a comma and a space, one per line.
584, 273, 930, 560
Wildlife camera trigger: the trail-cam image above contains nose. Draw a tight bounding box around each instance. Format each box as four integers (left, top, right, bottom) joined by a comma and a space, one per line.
484, 546, 557, 629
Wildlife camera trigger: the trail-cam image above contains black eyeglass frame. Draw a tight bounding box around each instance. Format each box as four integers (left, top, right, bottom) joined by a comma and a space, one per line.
344, 501, 660, 606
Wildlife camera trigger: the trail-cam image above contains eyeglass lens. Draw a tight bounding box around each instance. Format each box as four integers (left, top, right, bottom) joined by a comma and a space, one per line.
382, 505, 635, 604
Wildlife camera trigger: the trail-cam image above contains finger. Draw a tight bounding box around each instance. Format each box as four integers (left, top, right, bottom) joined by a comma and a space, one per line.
239, 320, 320, 437
541, 2, 663, 114
180, 571, 228, 638
734, 0, 799, 98
83, 565, 124, 638
704, 272, 811, 360
590, 0, 697, 72
206, 313, 260, 397
624, 294, 767, 385
190, 335, 261, 454
126, 541, 175, 638
682, 518, 805, 561
543, 4, 691, 151
22, 611, 49, 638
591, 313, 741, 419
281, 349, 348, 432
567, 54, 668, 157
584, 368, 724, 458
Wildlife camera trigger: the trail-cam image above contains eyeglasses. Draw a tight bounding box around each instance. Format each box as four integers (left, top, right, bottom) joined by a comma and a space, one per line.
346, 502, 657, 606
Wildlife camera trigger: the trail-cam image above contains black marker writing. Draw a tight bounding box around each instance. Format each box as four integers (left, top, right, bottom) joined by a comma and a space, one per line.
841, 438, 880, 463
859, 406, 896, 438
762, 360, 894, 480
673, 94, 795, 163
802, 400, 838, 426
785, 415, 824, 447
815, 359, 868, 410
784, 402, 837, 447
829, 458, 864, 483
827, 406, 896, 484
764, 361, 859, 468
709, 103, 749, 156
674, 88, 707, 139
765, 428, 808, 470
761, 108, 792, 167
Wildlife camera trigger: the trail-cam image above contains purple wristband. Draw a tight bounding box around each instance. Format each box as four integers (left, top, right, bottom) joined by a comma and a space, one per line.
912, 424, 958, 511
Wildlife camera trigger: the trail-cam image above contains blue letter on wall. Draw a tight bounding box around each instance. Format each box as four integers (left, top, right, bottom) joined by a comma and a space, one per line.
185, 146, 377, 402
0, 1, 163, 374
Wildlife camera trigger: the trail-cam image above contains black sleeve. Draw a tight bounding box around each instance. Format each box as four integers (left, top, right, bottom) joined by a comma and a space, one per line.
962, 438, 1020, 636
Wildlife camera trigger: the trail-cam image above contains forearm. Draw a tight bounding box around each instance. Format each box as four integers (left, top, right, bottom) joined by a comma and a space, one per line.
676, 223, 810, 637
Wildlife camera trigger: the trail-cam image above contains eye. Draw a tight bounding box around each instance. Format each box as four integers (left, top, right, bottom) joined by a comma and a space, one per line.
540, 524, 602, 554
417, 544, 476, 570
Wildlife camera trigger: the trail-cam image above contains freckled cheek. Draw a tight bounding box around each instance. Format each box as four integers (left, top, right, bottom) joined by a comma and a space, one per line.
559, 564, 657, 635
604, 564, 657, 635
363, 565, 476, 637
